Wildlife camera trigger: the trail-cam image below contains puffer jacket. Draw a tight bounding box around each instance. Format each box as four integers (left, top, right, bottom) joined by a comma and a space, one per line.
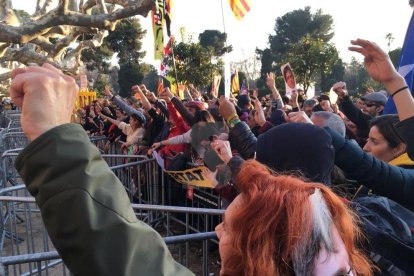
325, 127, 414, 211
228, 121, 256, 160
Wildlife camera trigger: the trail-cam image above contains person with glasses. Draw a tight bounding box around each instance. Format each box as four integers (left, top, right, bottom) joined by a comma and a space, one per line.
360, 92, 387, 117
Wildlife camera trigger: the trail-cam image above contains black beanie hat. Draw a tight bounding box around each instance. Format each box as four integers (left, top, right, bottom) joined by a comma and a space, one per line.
256, 123, 334, 185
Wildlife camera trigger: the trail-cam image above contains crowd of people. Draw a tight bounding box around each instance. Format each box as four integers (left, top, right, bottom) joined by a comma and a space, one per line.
8, 38, 414, 275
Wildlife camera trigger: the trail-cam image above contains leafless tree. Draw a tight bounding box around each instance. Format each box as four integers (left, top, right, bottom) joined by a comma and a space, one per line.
0, 0, 153, 81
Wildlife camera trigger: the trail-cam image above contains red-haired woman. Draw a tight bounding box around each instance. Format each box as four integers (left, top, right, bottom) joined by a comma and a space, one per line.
212, 140, 373, 275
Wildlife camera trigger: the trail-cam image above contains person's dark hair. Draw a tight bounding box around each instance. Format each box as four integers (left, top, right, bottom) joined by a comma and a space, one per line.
281, 95, 290, 105
370, 115, 404, 148
237, 95, 251, 109
208, 108, 224, 123
202, 94, 210, 102
194, 110, 215, 124
317, 94, 330, 103
130, 113, 144, 127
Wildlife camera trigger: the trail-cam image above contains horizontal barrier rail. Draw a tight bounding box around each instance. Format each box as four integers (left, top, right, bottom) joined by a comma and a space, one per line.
1, 232, 218, 267
0, 196, 224, 215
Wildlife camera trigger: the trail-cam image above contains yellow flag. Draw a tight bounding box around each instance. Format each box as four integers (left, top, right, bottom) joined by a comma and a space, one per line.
231, 69, 240, 96
228, 0, 251, 20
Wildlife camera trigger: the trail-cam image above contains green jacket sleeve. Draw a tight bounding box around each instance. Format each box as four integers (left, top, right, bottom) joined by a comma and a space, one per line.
15, 124, 194, 276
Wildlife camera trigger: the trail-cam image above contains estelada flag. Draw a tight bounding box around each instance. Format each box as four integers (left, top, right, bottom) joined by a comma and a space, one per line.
228, 0, 251, 20
383, 11, 414, 114
160, 36, 174, 77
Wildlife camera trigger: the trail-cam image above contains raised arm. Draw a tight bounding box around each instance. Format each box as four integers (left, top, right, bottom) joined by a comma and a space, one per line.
98, 112, 121, 127
349, 39, 414, 121
266, 72, 284, 109
10, 64, 193, 276
349, 38, 414, 158
132, 84, 152, 111
104, 85, 146, 125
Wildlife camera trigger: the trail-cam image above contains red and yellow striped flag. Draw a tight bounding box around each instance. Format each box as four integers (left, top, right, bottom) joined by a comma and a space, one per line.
228, 0, 251, 20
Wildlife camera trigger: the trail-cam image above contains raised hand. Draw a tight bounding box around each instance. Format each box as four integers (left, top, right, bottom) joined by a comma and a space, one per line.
253, 98, 266, 126
287, 111, 313, 124
104, 85, 113, 97
146, 92, 158, 103
332, 81, 348, 98
266, 72, 276, 89
349, 39, 401, 88
218, 97, 237, 121
10, 64, 79, 141
159, 88, 174, 103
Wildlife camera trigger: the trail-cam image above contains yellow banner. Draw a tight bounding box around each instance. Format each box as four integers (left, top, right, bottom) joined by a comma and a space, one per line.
165, 166, 215, 188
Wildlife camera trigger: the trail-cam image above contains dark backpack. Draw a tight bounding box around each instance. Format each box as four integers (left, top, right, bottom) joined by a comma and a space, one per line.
351, 196, 414, 275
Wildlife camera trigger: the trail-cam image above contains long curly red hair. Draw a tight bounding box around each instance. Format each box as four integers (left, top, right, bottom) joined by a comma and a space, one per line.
221, 159, 373, 276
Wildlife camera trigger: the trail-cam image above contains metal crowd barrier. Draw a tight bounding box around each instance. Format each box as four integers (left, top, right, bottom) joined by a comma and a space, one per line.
0, 111, 20, 129
2, 133, 28, 152
0, 193, 223, 276
0, 111, 225, 275
90, 135, 124, 155
102, 155, 157, 206
0, 149, 22, 188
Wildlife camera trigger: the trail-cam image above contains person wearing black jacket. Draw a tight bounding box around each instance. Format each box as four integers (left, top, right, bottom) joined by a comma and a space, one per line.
132, 85, 166, 147
332, 82, 387, 141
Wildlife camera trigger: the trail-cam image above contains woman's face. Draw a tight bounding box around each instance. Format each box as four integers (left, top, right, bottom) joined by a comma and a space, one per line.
285, 69, 296, 89
215, 195, 243, 274
363, 125, 402, 162
129, 117, 139, 129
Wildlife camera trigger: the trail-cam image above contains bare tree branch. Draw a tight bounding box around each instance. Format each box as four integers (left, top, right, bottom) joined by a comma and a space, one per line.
34, 0, 43, 16
0, 0, 152, 44
40, 0, 55, 16
0, 0, 12, 18
0, 0, 154, 82
83, 0, 130, 11
0, 45, 77, 75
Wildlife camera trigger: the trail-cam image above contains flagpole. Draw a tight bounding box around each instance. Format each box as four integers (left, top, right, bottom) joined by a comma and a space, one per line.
220, 0, 232, 98
170, 43, 180, 96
